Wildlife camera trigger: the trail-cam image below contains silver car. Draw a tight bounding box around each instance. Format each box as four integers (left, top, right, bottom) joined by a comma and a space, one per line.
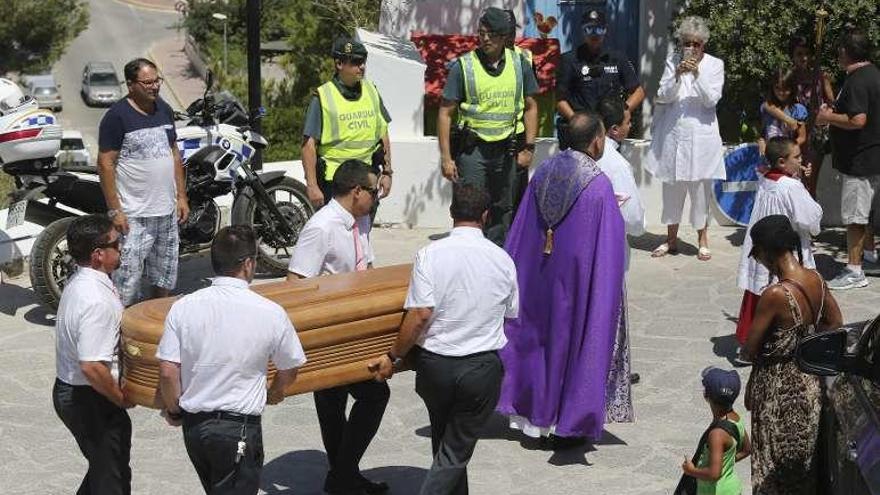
21, 75, 62, 112
81, 62, 122, 107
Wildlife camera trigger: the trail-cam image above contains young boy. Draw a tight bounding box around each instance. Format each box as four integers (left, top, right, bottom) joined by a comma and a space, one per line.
682, 367, 751, 495
734, 137, 822, 361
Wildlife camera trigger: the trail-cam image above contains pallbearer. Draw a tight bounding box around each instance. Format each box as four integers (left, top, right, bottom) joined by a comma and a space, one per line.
371, 184, 519, 495
157, 226, 306, 495
288, 160, 390, 495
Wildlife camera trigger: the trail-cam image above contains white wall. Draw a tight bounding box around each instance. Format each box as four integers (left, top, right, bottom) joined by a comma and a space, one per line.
379, 0, 525, 38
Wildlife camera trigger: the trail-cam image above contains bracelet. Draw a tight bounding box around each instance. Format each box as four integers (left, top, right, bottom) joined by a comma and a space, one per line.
381, 170, 394, 177
522, 143, 536, 152
166, 409, 183, 420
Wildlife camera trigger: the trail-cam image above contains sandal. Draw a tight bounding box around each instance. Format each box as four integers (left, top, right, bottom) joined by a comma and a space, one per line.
651, 243, 678, 257
698, 246, 712, 261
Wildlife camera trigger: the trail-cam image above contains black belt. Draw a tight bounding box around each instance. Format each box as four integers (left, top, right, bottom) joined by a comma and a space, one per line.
183, 410, 261, 425
414, 346, 499, 360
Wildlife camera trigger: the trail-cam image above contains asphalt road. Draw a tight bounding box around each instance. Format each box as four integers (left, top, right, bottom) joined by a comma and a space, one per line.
51, 0, 180, 158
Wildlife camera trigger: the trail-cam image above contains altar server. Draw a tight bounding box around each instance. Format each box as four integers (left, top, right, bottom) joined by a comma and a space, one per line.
158, 225, 306, 495
288, 160, 390, 495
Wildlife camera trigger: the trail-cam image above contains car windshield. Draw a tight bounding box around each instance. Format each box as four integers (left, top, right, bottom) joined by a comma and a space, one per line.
89, 72, 118, 85
35, 87, 57, 95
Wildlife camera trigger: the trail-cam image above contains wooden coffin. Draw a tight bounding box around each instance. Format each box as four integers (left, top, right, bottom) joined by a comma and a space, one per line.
121, 264, 412, 409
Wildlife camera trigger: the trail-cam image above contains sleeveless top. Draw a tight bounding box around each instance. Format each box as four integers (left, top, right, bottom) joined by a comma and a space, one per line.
696, 415, 747, 495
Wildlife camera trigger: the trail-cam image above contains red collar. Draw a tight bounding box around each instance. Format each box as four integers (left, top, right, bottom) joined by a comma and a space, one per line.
763, 170, 789, 181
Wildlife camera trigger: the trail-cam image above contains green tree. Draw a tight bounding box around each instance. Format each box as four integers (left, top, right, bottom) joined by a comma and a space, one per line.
0, 0, 89, 74
182, 0, 379, 161
676, 0, 880, 142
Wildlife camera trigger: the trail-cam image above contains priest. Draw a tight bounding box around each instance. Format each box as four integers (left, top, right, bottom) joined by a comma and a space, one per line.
497, 110, 631, 446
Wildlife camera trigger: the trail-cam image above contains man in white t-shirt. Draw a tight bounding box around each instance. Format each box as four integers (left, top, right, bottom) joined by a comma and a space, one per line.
52, 215, 134, 494
157, 226, 306, 495
287, 160, 389, 495
371, 184, 519, 495
98, 58, 190, 306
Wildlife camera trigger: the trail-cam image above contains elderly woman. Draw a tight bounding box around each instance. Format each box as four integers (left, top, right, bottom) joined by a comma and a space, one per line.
646, 16, 725, 260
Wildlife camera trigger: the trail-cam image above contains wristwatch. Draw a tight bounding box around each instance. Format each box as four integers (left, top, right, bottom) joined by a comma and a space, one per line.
381, 169, 394, 177
107, 209, 121, 219
166, 409, 183, 421
386, 351, 404, 369
522, 143, 536, 152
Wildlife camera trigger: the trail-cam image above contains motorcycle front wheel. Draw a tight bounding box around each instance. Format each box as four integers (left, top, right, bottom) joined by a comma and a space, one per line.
30, 216, 77, 309
230, 177, 314, 275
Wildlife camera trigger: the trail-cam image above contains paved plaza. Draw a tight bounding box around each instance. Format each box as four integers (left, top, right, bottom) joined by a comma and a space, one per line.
1, 226, 877, 494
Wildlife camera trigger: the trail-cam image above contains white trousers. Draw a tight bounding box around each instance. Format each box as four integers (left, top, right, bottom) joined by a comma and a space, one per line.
661, 179, 712, 229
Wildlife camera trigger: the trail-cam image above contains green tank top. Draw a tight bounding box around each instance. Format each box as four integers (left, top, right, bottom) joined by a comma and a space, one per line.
696, 416, 745, 495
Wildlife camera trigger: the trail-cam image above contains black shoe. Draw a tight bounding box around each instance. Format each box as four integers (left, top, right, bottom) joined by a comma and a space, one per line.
324, 473, 367, 495
629, 372, 640, 384
357, 475, 389, 494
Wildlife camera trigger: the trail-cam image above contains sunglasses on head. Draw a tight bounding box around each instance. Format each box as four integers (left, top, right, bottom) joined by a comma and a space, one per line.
582, 25, 607, 36
95, 238, 121, 251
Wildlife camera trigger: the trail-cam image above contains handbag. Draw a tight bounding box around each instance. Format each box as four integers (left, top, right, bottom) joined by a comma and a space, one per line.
674, 419, 741, 495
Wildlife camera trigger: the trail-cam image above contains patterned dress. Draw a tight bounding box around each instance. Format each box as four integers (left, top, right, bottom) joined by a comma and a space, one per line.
746, 277, 824, 494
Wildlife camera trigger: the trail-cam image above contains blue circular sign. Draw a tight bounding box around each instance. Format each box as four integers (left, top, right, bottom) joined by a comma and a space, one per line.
713, 143, 763, 226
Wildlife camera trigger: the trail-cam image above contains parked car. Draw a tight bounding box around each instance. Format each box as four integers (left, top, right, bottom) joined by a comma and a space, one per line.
55, 130, 91, 169
798, 314, 880, 494
21, 74, 62, 112
80, 62, 122, 106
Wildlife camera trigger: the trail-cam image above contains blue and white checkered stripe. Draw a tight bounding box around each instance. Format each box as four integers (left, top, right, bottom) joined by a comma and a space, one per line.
25, 115, 55, 126
177, 138, 203, 160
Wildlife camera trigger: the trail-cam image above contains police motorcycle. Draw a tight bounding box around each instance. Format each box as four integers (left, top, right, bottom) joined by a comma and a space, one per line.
1, 72, 313, 308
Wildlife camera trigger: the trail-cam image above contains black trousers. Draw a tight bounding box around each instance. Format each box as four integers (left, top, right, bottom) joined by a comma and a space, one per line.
182, 412, 264, 495
52, 378, 132, 495
313, 380, 390, 487
414, 348, 504, 495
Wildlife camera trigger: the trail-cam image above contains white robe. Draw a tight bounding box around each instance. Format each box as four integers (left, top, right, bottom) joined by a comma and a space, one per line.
646, 52, 726, 182
598, 136, 646, 237
737, 175, 823, 295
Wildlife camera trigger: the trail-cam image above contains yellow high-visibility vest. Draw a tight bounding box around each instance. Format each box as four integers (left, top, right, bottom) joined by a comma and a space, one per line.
458, 48, 524, 142
317, 79, 387, 180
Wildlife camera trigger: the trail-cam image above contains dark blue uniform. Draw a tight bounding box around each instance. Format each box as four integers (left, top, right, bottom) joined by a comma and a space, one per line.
556, 45, 640, 112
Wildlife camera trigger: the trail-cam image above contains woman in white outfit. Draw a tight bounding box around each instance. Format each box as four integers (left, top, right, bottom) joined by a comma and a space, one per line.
646, 16, 725, 261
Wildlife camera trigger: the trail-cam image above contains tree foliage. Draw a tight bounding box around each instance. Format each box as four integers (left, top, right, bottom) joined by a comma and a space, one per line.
0, 0, 89, 74
677, 0, 880, 142
182, 0, 379, 161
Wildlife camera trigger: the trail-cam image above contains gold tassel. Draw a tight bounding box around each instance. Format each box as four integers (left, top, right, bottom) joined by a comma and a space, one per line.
543, 228, 554, 255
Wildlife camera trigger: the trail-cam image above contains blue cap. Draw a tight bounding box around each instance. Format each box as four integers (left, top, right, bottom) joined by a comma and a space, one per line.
701, 366, 741, 406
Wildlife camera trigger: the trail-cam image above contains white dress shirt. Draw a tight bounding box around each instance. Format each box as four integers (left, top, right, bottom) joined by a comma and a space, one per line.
737, 175, 822, 294
598, 136, 646, 237
405, 227, 519, 357
646, 52, 726, 182
288, 199, 374, 277
55, 267, 124, 386
157, 277, 307, 416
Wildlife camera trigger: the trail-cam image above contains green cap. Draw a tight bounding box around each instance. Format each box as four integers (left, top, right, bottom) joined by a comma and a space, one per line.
332, 37, 367, 59
480, 7, 515, 35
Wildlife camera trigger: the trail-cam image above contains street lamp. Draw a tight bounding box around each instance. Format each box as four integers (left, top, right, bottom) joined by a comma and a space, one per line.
212, 12, 228, 79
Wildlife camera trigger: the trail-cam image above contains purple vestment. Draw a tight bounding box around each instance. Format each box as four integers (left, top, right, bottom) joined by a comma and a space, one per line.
497, 150, 627, 440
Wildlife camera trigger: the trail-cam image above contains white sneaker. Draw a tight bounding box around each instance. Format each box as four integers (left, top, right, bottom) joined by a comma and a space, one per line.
827, 268, 869, 290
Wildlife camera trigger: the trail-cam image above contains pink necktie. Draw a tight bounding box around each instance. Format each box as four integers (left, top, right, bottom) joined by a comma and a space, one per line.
353, 222, 367, 271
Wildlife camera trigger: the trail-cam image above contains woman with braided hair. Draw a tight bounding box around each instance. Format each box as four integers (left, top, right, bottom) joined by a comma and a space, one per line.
741, 215, 843, 494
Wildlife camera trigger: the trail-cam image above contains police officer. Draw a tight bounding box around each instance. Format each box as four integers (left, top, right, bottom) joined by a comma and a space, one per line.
302, 37, 393, 211
438, 7, 539, 246
157, 225, 306, 495
556, 9, 644, 149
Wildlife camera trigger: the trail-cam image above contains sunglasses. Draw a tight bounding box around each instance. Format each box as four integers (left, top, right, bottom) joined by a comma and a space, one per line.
134, 77, 164, 88
361, 185, 379, 197
582, 25, 607, 37
681, 41, 703, 48
344, 56, 367, 66
95, 238, 121, 251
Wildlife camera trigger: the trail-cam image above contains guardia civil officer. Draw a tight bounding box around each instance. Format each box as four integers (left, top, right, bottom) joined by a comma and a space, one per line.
371, 184, 519, 495
438, 7, 539, 246
556, 9, 644, 149
53, 214, 133, 495
157, 225, 306, 495
288, 160, 389, 495
301, 37, 393, 212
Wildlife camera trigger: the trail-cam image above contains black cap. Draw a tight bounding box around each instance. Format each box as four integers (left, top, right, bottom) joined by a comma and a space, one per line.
480, 7, 515, 35
332, 37, 367, 59
701, 366, 741, 407
581, 9, 607, 27
504, 9, 521, 29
